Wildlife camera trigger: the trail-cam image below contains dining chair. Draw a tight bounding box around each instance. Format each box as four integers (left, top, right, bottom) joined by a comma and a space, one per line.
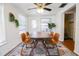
45, 32, 59, 48
21, 32, 33, 47
20, 32, 33, 55
49, 32, 60, 45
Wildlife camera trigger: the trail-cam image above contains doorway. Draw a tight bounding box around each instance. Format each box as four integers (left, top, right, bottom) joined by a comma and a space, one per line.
64, 7, 76, 40
64, 6, 76, 51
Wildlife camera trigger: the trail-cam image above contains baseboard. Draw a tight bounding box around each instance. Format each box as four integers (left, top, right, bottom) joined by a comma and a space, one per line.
4, 42, 21, 56
0, 41, 7, 47
74, 51, 79, 56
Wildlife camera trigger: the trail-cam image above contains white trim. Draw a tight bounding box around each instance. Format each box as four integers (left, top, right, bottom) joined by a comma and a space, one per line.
74, 50, 79, 55
0, 41, 7, 46
0, 4, 6, 46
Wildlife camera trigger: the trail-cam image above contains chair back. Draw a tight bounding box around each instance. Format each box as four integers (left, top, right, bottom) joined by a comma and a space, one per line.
53, 33, 59, 43
21, 32, 30, 44
51, 32, 59, 44
21, 33, 26, 43
25, 32, 30, 41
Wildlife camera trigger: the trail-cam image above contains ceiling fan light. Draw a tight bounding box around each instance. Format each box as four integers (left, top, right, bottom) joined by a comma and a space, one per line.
37, 8, 44, 13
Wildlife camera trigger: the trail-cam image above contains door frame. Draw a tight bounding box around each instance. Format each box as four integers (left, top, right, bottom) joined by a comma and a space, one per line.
63, 5, 76, 41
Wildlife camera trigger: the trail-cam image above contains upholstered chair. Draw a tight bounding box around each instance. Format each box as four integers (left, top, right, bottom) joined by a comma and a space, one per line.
20, 32, 33, 55
46, 32, 59, 48
49, 32, 59, 45
21, 32, 31, 45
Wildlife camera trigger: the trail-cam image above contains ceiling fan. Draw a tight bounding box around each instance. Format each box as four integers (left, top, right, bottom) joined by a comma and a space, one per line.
28, 3, 52, 12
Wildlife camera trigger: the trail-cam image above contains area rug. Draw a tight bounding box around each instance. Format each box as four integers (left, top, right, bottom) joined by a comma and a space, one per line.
5, 42, 77, 56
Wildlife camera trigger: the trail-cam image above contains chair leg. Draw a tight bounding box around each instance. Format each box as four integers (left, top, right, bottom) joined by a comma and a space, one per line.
22, 43, 25, 47
20, 43, 25, 56
26, 44, 27, 48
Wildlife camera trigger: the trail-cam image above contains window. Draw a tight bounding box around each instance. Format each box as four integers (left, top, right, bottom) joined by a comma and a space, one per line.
0, 4, 6, 46
32, 20, 37, 29
40, 18, 51, 32
31, 20, 37, 32
18, 15, 26, 34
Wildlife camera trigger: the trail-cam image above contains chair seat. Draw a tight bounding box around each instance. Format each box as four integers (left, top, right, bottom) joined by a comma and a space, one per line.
46, 32, 59, 46
23, 39, 34, 44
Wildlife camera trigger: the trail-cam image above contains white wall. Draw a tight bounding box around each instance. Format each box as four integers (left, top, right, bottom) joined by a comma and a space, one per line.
0, 3, 26, 56
27, 15, 57, 33
0, 3, 77, 55
55, 12, 64, 41
74, 4, 79, 55
27, 4, 75, 41
55, 4, 75, 41
55, 4, 79, 55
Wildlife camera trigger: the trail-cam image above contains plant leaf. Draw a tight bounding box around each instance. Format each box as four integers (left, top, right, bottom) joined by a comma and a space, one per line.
14, 19, 19, 27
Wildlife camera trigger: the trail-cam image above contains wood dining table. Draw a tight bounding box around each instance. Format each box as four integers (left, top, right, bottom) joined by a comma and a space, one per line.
30, 32, 51, 40
29, 32, 52, 56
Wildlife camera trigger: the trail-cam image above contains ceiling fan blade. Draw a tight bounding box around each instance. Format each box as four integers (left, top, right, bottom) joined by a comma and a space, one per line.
59, 3, 67, 8
45, 3, 52, 6
44, 8, 52, 11
28, 8, 36, 10
34, 3, 38, 5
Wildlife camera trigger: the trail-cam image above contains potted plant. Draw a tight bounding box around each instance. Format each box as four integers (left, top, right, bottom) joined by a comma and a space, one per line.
48, 23, 56, 32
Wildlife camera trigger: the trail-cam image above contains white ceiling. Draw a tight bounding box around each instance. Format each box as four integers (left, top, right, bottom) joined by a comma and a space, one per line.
11, 3, 68, 16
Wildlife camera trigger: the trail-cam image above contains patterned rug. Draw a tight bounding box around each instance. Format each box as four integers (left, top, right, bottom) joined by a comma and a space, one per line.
5, 42, 77, 56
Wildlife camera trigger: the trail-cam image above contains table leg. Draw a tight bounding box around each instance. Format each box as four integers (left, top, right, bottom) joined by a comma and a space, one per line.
29, 40, 38, 56
42, 40, 50, 56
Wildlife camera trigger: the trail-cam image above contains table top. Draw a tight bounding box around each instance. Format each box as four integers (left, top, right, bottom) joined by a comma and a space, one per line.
30, 32, 52, 39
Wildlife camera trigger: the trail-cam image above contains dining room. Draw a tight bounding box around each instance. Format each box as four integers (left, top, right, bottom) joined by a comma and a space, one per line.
0, 3, 78, 56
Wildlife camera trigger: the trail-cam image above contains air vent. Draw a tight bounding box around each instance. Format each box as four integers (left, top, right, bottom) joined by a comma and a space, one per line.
59, 3, 67, 8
